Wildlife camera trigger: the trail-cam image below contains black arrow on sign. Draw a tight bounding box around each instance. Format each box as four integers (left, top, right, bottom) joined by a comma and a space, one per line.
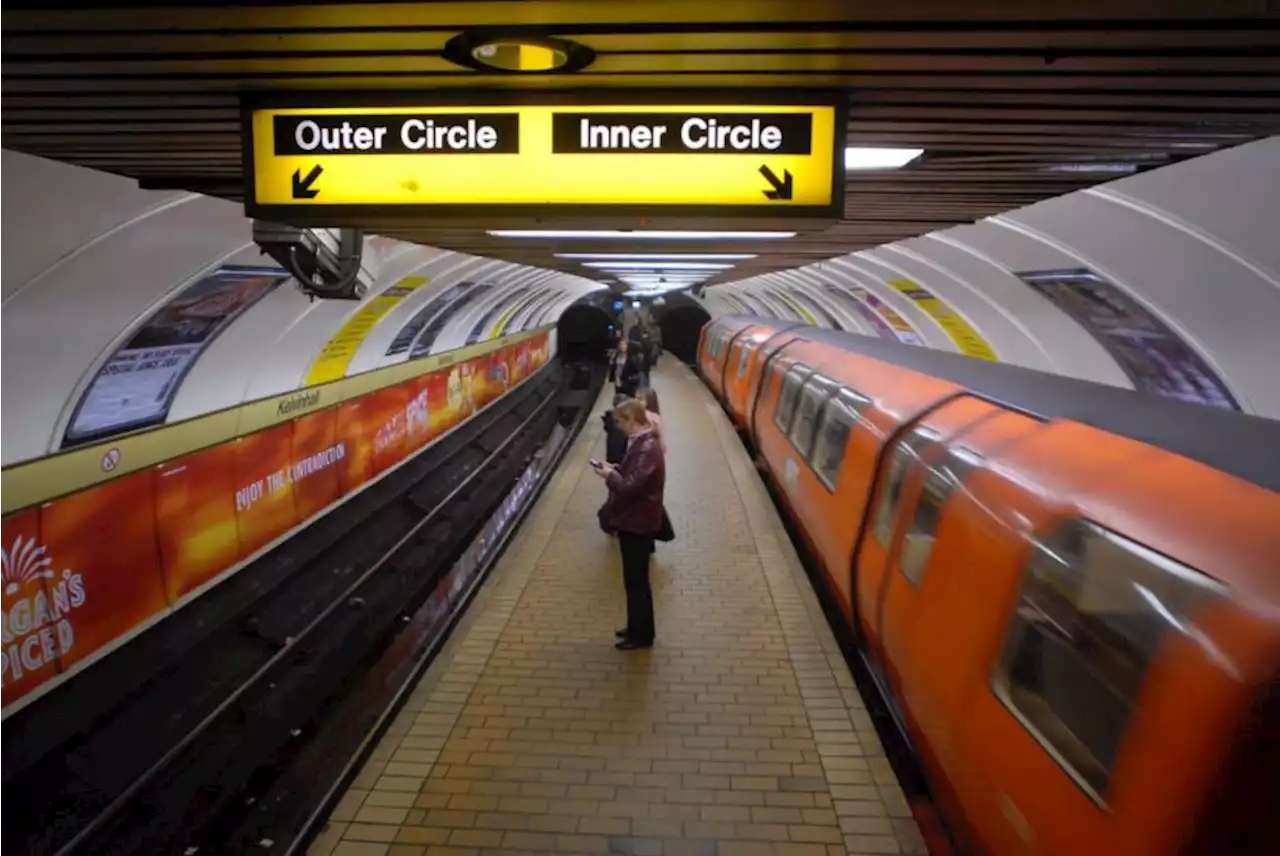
759, 165, 793, 201
292, 165, 323, 199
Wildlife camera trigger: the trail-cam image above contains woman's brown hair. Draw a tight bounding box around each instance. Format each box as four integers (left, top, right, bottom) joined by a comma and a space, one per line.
613, 398, 650, 426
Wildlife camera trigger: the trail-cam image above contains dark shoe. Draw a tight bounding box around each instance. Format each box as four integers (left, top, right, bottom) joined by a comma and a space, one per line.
615, 638, 653, 651
616, 628, 629, 638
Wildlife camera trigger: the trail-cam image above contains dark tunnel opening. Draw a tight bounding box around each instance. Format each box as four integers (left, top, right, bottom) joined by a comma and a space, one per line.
654, 301, 712, 365
556, 301, 614, 364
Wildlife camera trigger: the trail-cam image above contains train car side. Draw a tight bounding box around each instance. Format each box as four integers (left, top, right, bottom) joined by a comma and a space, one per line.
696, 316, 1280, 856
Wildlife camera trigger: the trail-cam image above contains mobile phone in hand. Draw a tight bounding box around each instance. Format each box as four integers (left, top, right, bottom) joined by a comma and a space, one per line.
589, 459, 603, 469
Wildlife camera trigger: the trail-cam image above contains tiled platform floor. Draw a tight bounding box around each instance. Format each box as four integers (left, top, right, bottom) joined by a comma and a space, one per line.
310, 361, 926, 856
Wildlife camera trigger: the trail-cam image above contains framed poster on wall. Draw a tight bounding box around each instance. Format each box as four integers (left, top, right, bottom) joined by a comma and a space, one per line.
63, 265, 288, 447
1017, 268, 1240, 411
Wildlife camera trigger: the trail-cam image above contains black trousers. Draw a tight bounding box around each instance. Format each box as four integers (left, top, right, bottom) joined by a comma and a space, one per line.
618, 531, 656, 643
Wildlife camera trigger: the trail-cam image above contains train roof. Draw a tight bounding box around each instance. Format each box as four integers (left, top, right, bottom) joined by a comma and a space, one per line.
715, 315, 1280, 493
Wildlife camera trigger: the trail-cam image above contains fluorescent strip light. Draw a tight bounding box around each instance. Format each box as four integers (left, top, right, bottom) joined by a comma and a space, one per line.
618, 275, 707, 282
1044, 163, 1139, 175
844, 146, 923, 170
487, 229, 797, 240
584, 261, 732, 270
555, 253, 757, 261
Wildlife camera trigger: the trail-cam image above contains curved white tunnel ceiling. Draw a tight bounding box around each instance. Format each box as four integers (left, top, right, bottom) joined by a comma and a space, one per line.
708, 137, 1280, 419
0, 149, 603, 467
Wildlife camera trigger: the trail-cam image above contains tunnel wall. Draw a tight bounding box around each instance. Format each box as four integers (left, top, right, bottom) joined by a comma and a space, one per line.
0, 150, 607, 712
708, 136, 1280, 418
1, 150, 603, 468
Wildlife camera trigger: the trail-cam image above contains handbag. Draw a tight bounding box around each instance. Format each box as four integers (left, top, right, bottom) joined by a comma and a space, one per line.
597, 501, 616, 535
655, 508, 676, 543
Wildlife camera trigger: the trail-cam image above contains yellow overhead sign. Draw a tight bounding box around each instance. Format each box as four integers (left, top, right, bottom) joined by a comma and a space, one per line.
245, 102, 841, 217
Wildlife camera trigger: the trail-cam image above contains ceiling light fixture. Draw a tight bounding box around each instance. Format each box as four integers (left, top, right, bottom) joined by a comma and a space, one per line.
584, 261, 733, 270
1044, 163, 1140, 174
487, 229, 797, 240
618, 273, 706, 281
845, 146, 924, 170
443, 32, 594, 74
556, 253, 757, 261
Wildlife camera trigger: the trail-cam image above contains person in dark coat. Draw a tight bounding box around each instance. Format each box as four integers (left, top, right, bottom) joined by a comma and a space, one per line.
601, 393, 630, 465
594, 399, 665, 650
616, 341, 646, 398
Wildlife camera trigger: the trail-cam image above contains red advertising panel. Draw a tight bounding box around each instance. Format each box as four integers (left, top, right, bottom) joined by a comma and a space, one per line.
483, 348, 510, 408
511, 340, 530, 385
335, 398, 373, 493
233, 423, 298, 558
155, 443, 240, 602
368, 383, 411, 476
40, 471, 169, 671
404, 373, 438, 452
2, 509, 60, 699
463, 357, 490, 414
290, 409, 343, 521
439, 363, 466, 435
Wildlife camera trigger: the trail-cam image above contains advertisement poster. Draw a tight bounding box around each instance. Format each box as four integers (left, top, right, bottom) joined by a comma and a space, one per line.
494, 287, 553, 339
64, 266, 286, 446
854, 287, 926, 346
409, 282, 495, 359
1017, 269, 1239, 410
764, 286, 825, 327
385, 280, 478, 357
814, 282, 898, 343
516, 291, 561, 332
888, 279, 998, 361
467, 286, 532, 345
305, 275, 428, 385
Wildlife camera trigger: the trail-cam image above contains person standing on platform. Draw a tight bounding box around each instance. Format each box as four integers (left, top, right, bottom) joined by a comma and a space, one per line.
601, 392, 631, 466
594, 399, 665, 650
637, 388, 664, 453
637, 327, 654, 388
616, 340, 645, 398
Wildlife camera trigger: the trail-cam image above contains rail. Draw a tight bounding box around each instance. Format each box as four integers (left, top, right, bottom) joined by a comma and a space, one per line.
55, 376, 569, 855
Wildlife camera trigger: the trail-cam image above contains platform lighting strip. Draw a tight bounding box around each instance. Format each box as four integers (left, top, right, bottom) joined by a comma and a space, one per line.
611, 281, 708, 287
618, 274, 707, 281
555, 253, 757, 261
584, 261, 733, 270
601, 277, 713, 282
487, 229, 797, 240
615, 273, 710, 280
845, 146, 924, 170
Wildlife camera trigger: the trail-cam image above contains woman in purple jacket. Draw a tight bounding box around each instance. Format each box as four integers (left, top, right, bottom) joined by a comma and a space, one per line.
594, 399, 665, 650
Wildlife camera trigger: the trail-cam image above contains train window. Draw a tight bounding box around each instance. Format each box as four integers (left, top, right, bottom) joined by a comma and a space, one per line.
993, 519, 1224, 801
808, 388, 869, 491
736, 341, 752, 378
898, 448, 981, 585
789, 375, 838, 458
774, 365, 814, 434
871, 426, 941, 548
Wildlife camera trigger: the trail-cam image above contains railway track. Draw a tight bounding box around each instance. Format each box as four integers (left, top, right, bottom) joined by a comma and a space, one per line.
3, 361, 604, 855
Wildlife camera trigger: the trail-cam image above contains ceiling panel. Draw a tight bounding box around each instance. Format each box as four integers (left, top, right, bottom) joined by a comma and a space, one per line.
4, 0, 1279, 288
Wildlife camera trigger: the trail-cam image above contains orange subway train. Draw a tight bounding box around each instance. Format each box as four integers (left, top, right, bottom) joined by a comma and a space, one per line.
698, 315, 1280, 856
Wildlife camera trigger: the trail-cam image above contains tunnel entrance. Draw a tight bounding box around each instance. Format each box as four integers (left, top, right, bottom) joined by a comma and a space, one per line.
557, 301, 614, 364
655, 301, 712, 364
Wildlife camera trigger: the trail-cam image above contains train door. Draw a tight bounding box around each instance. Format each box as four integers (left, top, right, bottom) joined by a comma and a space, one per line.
854, 423, 940, 649
745, 333, 806, 437
724, 331, 763, 420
